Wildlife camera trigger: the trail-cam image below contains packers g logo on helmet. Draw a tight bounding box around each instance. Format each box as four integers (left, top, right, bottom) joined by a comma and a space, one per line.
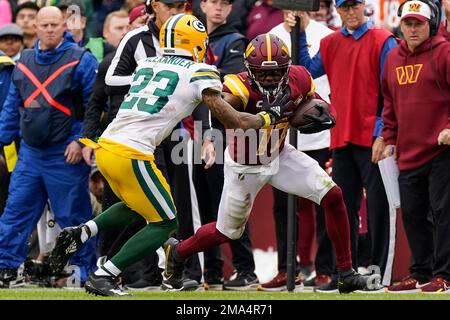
160, 14, 208, 63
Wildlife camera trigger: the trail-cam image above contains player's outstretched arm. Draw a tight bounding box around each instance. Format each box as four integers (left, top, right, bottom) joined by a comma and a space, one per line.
202, 89, 266, 130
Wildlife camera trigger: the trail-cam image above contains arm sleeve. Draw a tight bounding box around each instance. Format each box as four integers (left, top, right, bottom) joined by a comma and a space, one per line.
379, 37, 398, 80
381, 63, 397, 145
83, 55, 110, 140
0, 82, 21, 146
299, 32, 326, 79
190, 66, 223, 96
373, 36, 398, 137
105, 37, 137, 95
72, 51, 99, 141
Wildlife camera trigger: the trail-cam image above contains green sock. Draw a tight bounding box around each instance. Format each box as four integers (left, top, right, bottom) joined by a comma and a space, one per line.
110, 219, 178, 271
93, 202, 145, 231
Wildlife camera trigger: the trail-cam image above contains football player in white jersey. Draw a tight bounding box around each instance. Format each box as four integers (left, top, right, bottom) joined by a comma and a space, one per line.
47, 14, 289, 296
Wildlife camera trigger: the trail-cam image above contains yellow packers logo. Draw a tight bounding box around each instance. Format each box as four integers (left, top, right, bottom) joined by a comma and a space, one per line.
396, 64, 423, 85
407, 3, 422, 12
192, 20, 206, 32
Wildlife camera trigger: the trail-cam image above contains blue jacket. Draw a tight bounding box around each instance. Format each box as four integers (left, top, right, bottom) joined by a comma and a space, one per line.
0, 51, 15, 113
0, 32, 98, 147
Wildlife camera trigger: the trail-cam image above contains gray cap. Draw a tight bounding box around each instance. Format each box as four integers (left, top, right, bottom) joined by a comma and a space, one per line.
0, 23, 23, 39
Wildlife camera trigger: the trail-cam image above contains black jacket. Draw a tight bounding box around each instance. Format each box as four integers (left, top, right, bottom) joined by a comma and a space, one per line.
83, 52, 124, 140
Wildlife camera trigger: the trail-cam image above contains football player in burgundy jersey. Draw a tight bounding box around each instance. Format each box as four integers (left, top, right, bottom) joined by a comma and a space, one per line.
164, 34, 379, 293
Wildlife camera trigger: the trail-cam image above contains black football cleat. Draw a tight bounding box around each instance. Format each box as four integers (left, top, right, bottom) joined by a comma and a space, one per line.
163, 238, 184, 290
338, 268, 375, 294
85, 273, 129, 296
48, 226, 84, 274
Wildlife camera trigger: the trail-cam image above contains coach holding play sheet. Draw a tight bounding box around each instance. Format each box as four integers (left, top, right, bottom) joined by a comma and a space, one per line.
381, 0, 450, 294
297, 0, 398, 288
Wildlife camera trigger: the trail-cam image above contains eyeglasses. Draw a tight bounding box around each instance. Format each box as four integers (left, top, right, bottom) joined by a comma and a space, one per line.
339, 2, 362, 12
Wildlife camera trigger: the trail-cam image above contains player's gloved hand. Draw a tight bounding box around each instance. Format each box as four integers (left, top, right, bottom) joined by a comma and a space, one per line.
297, 103, 336, 134
258, 89, 295, 126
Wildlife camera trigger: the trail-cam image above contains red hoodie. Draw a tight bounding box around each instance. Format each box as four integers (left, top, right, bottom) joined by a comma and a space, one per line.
381, 35, 450, 171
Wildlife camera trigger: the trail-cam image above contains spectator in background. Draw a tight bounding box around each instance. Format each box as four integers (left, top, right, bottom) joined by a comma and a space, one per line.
102, 10, 130, 48
439, 0, 450, 38
128, 4, 149, 30
0, 0, 13, 27
124, 0, 145, 11
298, 0, 397, 290
263, 10, 335, 292
246, 0, 283, 41
89, 165, 104, 216
59, 0, 115, 62
0, 24, 24, 61
308, 0, 341, 30
0, 50, 15, 216
382, 0, 450, 294
13, 1, 39, 49
191, 0, 257, 35
91, 0, 123, 37
0, 6, 98, 288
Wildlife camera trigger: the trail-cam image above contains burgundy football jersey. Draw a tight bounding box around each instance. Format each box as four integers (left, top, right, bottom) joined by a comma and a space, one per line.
223, 65, 314, 165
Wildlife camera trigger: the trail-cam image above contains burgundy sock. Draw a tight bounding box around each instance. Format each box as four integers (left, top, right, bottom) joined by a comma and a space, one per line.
297, 198, 315, 266
176, 222, 231, 259
320, 186, 352, 271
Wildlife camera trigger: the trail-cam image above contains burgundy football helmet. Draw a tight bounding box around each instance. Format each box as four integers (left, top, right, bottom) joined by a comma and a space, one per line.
244, 33, 291, 96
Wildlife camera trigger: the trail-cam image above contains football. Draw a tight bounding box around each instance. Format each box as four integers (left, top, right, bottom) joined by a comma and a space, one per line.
288, 98, 327, 128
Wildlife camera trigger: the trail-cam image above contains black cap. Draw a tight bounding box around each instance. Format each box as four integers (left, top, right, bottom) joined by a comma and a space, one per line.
145, 0, 188, 14
13, 1, 40, 22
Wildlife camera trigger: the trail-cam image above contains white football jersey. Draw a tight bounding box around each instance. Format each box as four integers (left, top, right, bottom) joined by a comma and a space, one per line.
101, 56, 222, 155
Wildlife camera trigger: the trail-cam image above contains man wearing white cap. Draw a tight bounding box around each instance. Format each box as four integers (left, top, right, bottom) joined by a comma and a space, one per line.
297, 0, 398, 291
381, 0, 450, 294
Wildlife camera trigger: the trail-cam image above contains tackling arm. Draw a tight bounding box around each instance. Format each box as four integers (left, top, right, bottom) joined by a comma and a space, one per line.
202, 89, 266, 130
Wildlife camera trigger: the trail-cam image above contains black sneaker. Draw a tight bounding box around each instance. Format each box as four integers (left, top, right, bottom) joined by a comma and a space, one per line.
161, 278, 200, 291
125, 278, 162, 291
163, 238, 184, 290
299, 264, 313, 281
85, 273, 129, 296
204, 274, 223, 291
49, 226, 84, 274
338, 268, 374, 294
0, 268, 20, 288
223, 271, 259, 291
314, 275, 339, 293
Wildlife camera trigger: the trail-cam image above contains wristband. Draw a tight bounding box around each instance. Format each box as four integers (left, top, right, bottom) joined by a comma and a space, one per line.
257, 111, 272, 128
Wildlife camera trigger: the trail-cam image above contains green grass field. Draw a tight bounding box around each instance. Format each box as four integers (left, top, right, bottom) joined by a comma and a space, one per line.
1, 288, 449, 300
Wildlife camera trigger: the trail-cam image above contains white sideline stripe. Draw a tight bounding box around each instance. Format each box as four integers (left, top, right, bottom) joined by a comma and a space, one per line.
137, 160, 175, 220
